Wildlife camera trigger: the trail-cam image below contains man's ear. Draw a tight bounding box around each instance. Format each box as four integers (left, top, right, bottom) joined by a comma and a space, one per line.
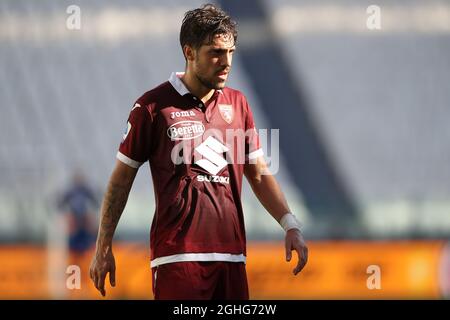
184, 45, 195, 62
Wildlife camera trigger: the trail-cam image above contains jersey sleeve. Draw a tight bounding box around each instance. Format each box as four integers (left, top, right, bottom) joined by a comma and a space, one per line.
116, 103, 153, 168
243, 96, 264, 163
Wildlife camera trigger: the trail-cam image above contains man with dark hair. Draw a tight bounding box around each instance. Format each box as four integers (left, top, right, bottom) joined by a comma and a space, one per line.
90, 3, 308, 300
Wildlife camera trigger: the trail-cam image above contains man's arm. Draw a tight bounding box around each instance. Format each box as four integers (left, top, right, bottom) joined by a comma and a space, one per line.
244, 156, 308, 275
89, 160, 138, 296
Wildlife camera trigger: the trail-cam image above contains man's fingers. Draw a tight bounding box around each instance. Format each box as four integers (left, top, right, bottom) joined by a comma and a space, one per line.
285, 237, 292, 261
293, 246, 308, 275
303, 245, 309, 264
110, 266, 116, 287
91, 264, 115, 296
97, 271, 106, 296
93, 273, 101, 294
285, 230, 308, 275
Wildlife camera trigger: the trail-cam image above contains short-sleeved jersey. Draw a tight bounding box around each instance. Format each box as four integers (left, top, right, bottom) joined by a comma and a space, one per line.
117, 72, 263, 268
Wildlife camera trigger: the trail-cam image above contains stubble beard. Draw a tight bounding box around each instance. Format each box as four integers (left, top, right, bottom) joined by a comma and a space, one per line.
195, 73, 225, 90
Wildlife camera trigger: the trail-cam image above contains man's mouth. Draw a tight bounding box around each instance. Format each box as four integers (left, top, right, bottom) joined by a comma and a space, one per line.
217, 70, 229, 79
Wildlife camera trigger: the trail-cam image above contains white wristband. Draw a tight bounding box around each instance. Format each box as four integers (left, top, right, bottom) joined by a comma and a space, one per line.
279, 213, 302, 232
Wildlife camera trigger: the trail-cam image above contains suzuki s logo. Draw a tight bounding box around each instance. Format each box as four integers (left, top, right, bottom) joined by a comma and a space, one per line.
195, 136, 229, 175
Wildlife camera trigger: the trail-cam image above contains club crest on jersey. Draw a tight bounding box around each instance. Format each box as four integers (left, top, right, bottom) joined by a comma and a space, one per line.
218, 104, 234, 124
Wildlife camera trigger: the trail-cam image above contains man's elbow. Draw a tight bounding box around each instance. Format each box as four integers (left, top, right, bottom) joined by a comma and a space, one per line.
244, 164, 263, 186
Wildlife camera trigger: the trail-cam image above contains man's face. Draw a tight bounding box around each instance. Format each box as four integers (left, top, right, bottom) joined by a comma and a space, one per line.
189, 33, 235, 90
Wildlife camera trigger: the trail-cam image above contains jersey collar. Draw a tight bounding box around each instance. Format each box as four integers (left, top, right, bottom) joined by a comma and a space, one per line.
169, 72, 223, 97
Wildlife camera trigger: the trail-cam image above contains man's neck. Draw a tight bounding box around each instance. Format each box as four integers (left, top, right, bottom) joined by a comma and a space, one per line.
181, 71, 215, 104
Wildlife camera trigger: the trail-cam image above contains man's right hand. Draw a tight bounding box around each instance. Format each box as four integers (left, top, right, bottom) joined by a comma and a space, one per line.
88, 160, 137, 297
89, 246, 116, 296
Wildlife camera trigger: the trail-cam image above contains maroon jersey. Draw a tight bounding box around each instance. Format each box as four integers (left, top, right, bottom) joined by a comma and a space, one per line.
117, 72, 262, 268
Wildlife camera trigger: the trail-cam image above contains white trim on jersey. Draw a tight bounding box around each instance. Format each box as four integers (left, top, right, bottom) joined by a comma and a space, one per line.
247, 148, 264, 160
150, 253, 246, 268
169, 72, 190, 96
169, 72, 223, 97
116, 151, 143, 169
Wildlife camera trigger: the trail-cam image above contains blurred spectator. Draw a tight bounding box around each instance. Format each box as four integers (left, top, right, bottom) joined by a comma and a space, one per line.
57, 171, 99, 258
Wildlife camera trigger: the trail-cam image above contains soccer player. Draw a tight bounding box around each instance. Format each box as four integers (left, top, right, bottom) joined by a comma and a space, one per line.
89, 3, 308, 300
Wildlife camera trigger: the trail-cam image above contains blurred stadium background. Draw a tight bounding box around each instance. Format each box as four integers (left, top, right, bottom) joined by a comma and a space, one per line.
1, 0, 450, 299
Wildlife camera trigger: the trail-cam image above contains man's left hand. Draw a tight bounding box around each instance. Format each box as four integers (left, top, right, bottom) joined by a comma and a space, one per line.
285, 228, 308, 275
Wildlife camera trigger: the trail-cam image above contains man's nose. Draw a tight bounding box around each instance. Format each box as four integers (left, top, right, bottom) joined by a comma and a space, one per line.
221, 53, 232, 68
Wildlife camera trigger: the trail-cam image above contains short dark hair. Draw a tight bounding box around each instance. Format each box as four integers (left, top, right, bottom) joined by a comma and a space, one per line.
180, 4, 237, 57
